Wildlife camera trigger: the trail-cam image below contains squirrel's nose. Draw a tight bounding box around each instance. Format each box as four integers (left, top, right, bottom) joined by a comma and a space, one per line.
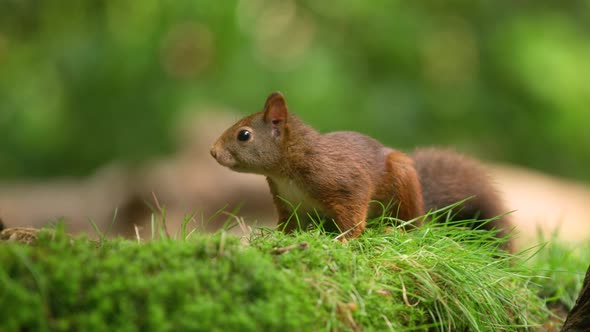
210, 146, 217, 159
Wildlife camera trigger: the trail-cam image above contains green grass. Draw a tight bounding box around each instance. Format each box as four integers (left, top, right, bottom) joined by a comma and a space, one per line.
0, 212, 587, 331
525, 230, 590, 313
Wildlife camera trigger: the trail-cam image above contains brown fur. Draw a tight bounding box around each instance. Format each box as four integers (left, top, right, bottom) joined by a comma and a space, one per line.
211, 92, 512, 247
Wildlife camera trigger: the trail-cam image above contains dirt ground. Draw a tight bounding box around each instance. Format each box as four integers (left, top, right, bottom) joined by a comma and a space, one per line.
0, 112, 588, 250
1, 160, 588, 252
491, 164, 590, 249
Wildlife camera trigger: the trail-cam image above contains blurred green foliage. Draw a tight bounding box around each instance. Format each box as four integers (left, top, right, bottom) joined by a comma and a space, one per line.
0, 0, 589, 180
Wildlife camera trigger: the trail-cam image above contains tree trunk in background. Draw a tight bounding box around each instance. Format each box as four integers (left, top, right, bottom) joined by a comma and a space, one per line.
562, 264, 590, 331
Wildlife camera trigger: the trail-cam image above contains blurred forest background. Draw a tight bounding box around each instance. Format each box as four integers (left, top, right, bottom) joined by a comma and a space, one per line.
0, 0, 589, 182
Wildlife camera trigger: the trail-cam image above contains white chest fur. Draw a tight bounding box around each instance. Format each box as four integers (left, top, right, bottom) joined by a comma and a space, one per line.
271, 177, 324, 218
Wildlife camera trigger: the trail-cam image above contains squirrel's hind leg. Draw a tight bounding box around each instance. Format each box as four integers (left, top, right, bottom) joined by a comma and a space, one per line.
377, 151, 425, 225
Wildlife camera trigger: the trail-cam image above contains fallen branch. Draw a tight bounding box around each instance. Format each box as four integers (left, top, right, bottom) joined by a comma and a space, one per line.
271, 242, 309, 255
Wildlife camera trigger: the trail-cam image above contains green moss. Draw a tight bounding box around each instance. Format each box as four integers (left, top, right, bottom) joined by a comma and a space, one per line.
0, 220, 558, 331
0, 231, 320, 332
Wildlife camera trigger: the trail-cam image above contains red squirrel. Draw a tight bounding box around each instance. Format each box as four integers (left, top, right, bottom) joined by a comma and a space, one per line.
210, 92, 512, 246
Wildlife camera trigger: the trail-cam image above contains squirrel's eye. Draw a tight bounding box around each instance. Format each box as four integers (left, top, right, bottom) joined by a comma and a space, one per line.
237, 130, 251, 142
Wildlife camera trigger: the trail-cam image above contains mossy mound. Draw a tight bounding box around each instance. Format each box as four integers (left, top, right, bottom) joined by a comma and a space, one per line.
1, 222, 552, 331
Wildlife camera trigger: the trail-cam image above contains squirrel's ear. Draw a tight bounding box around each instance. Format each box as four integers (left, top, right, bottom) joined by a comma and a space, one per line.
263, 91, 288, 137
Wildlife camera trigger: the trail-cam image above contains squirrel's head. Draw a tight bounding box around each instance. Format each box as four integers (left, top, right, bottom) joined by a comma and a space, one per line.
210, 91, 289, 174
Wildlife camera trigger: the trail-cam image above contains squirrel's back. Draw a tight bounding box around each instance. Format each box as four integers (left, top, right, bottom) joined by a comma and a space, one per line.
284, 130, 392, 207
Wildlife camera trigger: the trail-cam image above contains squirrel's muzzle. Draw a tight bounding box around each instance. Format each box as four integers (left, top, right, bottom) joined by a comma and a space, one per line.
210, 142, 236, 169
